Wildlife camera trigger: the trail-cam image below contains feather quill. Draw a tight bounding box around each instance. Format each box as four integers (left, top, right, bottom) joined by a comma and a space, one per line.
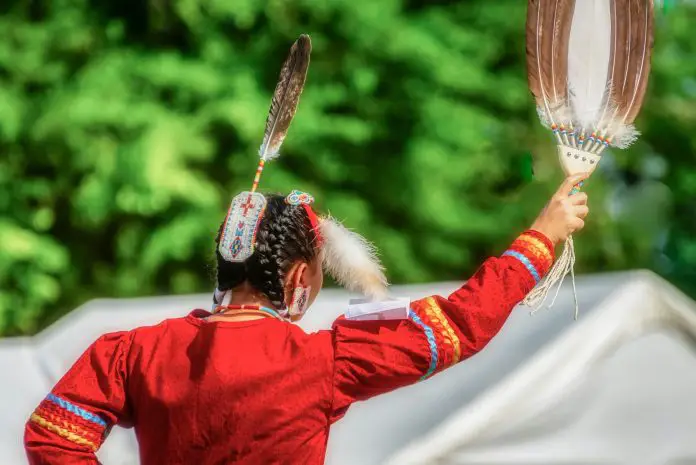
258, 34, 312, 162
319, 217, 388, 300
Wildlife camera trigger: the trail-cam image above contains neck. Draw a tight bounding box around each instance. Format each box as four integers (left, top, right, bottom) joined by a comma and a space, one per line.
226, 283, 278, 309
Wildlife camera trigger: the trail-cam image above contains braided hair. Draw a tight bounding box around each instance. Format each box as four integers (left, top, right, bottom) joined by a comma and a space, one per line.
215, 194, 319, 309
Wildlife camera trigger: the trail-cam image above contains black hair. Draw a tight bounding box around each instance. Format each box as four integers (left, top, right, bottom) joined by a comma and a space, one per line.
215, 194, 319, 309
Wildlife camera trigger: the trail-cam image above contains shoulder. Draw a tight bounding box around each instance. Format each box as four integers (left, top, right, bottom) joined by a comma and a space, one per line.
134, 310, 203, 334
289, 323, 334, 351
107, 311, 203, 354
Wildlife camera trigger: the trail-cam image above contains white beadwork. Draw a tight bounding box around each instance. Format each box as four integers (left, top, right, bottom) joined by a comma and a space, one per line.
219, 192, 267, 263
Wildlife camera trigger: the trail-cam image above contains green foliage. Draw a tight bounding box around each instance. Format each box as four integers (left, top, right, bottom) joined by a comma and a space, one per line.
643, 7, 696, 295
0, 0, 693, 336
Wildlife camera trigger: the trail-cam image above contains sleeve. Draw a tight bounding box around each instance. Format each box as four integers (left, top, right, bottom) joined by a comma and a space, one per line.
24, 331, 133, 464
330, 230, 554, 422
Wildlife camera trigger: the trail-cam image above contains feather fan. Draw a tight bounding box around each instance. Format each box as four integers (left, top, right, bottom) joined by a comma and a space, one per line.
524, 0, 654, 316
527, 0, 653, 158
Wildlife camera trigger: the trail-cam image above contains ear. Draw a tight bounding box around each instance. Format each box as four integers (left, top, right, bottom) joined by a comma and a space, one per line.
283, 261, 309, 308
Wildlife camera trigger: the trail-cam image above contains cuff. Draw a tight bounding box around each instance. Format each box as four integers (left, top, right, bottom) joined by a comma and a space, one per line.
29, 393, 108, 452
501, 230, 555, 284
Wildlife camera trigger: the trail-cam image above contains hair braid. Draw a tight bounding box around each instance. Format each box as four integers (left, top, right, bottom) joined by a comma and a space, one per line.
215, 194, 318, 308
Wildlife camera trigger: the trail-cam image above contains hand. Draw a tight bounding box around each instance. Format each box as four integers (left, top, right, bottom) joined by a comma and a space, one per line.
531, 173, 590, 246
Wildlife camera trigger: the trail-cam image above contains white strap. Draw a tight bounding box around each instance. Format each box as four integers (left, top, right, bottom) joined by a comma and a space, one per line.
345, 298, 411, 321
211, 288, 233, 312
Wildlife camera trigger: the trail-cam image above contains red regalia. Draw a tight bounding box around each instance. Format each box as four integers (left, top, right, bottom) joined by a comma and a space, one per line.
24, 232, 554, 465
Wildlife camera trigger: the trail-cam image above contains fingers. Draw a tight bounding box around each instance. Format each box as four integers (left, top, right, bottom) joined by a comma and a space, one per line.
557, 172, 591, 197
570, 217, 585, 233
574, 205, 589, 219
535, 175, 591, 242
569, 191, 588, 205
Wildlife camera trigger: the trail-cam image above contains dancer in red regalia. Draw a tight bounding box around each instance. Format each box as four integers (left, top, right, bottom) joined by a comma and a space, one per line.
24, 35, 589, 465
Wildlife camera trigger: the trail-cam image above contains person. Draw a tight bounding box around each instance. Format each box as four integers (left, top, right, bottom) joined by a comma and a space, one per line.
24, 168, 589, 464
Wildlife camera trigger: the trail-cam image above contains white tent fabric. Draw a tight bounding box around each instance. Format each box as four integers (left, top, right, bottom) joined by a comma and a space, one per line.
386, 272, 696, 465
3, 271, 694, 465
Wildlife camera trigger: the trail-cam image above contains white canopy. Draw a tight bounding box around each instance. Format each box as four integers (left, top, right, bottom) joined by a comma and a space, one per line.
385, 271, 696, 465
2, 271, 694, 465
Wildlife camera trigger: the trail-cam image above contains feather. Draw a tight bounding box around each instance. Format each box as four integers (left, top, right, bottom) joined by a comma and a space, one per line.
620, 0, 654, 125
596, 0, 629, 130
605, 0, 654, 145
592, 0, 654, 150
319, 217, 388, 300
567, 0, 613, 132
536, 102, 574, 131
258, 34, 312, 162
611, 123, 640, 149
526, 0, 575, 130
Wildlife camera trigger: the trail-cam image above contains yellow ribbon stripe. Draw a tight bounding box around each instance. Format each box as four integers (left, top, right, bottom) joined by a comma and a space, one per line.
39, 409, 102, 441
517, 234, 553, 264
30, 413, 98, 452
423, 297, 461, 366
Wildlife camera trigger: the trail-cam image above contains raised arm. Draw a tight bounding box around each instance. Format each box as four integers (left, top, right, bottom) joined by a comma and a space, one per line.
330, 174, 589, 421
24, 332, 133, 464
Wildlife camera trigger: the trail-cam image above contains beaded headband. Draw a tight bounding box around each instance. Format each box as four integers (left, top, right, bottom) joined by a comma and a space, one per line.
285, 190, 322, 245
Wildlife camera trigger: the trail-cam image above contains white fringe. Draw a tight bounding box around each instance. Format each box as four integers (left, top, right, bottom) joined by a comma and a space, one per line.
523, 235, 580, 320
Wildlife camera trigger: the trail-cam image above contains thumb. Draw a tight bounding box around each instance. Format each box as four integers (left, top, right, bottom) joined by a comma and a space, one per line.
558, 172, 591, 197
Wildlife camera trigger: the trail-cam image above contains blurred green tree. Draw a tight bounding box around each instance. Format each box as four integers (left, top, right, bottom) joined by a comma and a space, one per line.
0, 0, 693, 336
641, 7, 696, 297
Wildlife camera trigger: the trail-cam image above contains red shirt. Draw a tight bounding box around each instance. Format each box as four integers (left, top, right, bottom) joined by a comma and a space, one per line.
25, 231, 554, 464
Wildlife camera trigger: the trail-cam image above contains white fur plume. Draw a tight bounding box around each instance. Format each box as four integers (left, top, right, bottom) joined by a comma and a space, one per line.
610, 123, 640, 149
536, 102, 574, 130
319, 217, 388, 300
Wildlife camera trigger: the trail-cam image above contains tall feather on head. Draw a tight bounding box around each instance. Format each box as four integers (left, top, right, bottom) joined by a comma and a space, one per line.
219, 35, 311, 263
524, 0, 654, 317
253, 34, 312, 191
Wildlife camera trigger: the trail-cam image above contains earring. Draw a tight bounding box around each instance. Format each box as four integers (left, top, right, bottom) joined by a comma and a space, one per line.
288, 286, 311, 317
